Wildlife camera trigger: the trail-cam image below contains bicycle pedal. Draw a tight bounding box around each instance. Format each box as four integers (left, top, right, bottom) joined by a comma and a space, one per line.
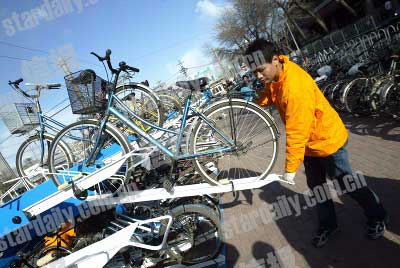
163, 179, 174, 194
72, 173, 84, 180
219, 179, 230, 185
57, 182, 70, 191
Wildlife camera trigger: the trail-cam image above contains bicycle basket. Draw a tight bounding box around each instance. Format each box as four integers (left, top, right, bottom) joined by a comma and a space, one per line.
65, 70, 109, 114
0, 103, 39, 134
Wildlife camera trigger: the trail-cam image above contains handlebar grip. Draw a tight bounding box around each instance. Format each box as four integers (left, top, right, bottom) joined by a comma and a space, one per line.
15, 78, 23, 84
47, 83, 61, 89
106, 49, 112, 59
119, 61, 140, 73
91, 52, 104, 61
129, 66, 140, 72
8, 78, 24, 86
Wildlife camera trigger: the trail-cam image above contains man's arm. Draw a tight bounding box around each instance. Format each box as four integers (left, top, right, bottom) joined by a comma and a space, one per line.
284, 83, 315, 173
255, 86, 273, 106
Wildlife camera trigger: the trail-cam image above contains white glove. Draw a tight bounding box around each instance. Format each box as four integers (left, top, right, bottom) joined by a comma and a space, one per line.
280, 172, 296, 185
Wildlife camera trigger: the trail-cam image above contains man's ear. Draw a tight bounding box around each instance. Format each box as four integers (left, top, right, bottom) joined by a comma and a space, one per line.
271, 55, 279, 63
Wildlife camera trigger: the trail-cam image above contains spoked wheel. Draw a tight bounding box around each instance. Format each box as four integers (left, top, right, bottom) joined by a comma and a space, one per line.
368, 78, 391, 112
190, 100, 279, 185
381, 82, 400, 117
331, 80, 347, 111
16, 134, 73, 185
159, 93, 183, 120
342, 78, 373, 115
48, 119, 132, 197
114, 84, 165, 132
322, 83, 336, 99
165, 204, 223, 265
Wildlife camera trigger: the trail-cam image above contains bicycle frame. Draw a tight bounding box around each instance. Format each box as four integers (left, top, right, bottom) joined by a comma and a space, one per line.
28, 93, 66, 167
87, 85, 236, 164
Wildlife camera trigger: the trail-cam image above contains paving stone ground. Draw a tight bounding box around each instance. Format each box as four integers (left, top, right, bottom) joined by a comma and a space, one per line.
222, 109, 400, 268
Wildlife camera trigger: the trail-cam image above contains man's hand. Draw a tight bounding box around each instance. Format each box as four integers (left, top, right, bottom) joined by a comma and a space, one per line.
280, 172, 296, 185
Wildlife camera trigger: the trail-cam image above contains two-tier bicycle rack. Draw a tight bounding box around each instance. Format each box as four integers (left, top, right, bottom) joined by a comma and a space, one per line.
0, 112, 285, 268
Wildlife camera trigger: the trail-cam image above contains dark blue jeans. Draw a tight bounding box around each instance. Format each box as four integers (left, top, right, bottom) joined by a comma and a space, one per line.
304, 140, 387, 229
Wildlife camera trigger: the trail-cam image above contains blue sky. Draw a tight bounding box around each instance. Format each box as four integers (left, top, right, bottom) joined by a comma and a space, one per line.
0, 0, 230, 166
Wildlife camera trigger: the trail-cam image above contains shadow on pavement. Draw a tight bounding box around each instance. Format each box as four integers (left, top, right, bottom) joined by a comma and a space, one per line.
340, 113, 400, 142
225, 242, 240, 267
257, 178, 400, 268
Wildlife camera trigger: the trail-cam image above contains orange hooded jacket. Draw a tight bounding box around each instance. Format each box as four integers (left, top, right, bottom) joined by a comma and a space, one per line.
257, 55, 348, 173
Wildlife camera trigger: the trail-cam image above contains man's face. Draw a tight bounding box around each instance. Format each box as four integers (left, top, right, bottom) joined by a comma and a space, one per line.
253, 56, 279, 84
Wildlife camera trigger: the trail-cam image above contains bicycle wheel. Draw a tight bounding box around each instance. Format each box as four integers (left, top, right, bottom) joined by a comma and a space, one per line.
190, 99, 279, 185
158, 93, 182, 119
322, 83, 335, 98
342, 78, 373, 115
381, 82, 400, 116
48, 119, 132, 195
331, 80, 347, 111
115, 84, 165, 131
369, 78, 391, 112
16, 134, 73, 183
167, 204, 223, 265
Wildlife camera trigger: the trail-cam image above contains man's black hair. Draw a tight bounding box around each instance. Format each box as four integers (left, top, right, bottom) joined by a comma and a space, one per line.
244, 39, 279, 63
242, 74, 249, 79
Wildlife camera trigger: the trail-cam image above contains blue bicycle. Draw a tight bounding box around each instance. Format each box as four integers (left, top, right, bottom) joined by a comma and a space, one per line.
8, 79, 73, 182
47, 50, 279, 194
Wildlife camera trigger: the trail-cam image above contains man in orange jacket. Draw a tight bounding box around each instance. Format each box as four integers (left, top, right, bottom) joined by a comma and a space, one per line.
244, 39, 387, 247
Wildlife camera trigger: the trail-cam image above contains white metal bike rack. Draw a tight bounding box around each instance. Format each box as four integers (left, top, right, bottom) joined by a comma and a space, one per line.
23, 148, 155, 217
43, 215, 174, 268
23, 106, 286, 218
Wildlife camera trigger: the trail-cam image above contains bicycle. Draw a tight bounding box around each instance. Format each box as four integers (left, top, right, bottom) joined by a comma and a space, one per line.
341, 52, 399, 116
7, 79, 73, 182
10, 201, 223, 267
48, 49, 279, 195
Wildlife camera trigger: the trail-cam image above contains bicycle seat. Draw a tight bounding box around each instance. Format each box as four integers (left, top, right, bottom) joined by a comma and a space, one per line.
70, 69, 96, 85
176, 77, 209, 91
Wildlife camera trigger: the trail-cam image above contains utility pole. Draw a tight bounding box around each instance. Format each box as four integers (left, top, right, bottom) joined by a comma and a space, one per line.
177, 60, 189, 79
58, 57, 72, 76
213, 49, 231, 79
58, 57, 86, 120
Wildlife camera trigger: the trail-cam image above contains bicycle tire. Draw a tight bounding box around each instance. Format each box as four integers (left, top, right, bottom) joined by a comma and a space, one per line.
115, 83, 165, 128
169, 203, 224, 265
48, 119, 132, 195
189, 99, 279, 186
341, 77, 372, 115
380, 81, 400, 116
331, 80, 347, 111
16, 134, 73, 181
159, 93, 183, 117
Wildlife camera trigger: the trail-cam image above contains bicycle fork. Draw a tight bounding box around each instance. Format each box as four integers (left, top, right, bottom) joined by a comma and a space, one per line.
86, 117, 109, 167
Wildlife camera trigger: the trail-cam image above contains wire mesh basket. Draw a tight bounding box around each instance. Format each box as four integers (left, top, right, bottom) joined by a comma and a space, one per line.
0, 103, 39, 134
65, 70, 109, 115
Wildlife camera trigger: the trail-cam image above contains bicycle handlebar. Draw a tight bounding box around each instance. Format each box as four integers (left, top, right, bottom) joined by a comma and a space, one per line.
8, 78, 23, 86
8, 78, 31, 98
90, 49, 139, 75
46, 83, 62, 89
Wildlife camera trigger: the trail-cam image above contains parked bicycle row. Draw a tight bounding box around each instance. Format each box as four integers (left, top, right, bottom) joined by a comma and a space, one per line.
310, 36, 400, 118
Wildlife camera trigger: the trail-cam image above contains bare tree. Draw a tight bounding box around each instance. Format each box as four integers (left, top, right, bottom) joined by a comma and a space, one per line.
213, 0, 283, 60
290, 0, 329, 33
336, 0, 357, 17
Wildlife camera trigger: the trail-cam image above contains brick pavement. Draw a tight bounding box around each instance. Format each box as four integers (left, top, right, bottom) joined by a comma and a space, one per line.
222, 110, 400, 268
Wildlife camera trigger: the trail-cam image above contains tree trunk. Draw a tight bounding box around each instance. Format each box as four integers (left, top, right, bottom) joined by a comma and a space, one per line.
292, 1, 329, 33
336, 0, 357, 17
273, 1, 306, 39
